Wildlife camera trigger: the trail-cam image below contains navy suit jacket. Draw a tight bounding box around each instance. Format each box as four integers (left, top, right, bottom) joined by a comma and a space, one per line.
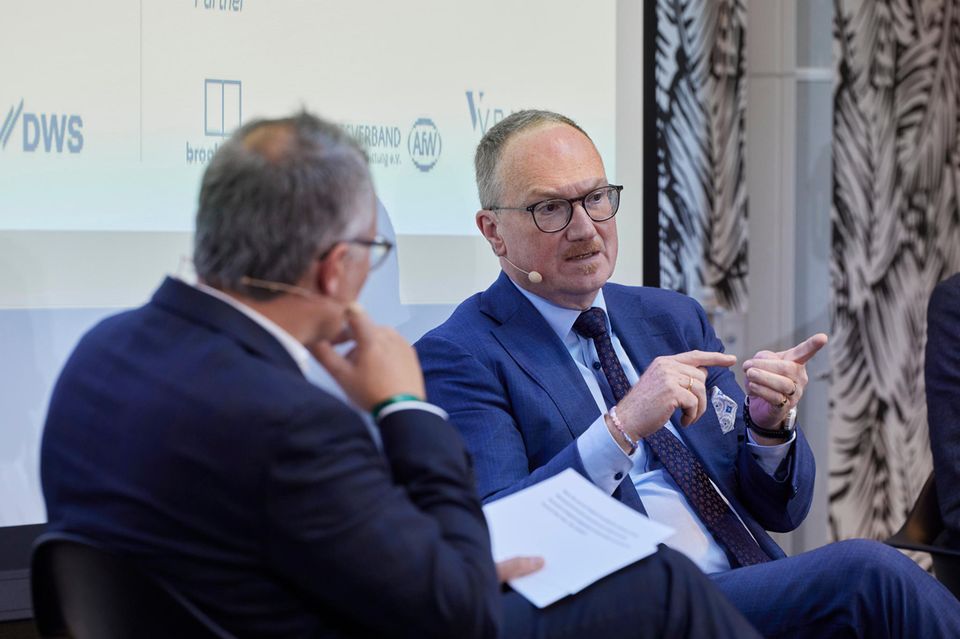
416, 272, 815, 562
927, 273, 960, 546
41, 278, 499, 639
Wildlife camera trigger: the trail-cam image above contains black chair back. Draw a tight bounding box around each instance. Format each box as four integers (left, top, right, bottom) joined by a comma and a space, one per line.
31, 532, 235, 639
886, 472, 960, 599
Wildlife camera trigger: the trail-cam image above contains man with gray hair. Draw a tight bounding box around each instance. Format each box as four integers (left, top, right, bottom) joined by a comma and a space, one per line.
41, 111, 758, 638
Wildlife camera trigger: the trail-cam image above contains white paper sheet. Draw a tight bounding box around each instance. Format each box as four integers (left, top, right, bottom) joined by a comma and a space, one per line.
483, 468, 675, 608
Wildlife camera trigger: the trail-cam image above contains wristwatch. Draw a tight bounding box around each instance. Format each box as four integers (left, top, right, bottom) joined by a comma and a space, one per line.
743, 397, 797, 440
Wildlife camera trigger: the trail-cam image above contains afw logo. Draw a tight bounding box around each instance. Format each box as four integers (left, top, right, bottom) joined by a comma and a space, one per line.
1, 99, 84, 154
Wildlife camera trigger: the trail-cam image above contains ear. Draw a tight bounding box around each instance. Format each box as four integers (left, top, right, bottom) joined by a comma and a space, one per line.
315, 242, 351, 298
476, 210, 506, 256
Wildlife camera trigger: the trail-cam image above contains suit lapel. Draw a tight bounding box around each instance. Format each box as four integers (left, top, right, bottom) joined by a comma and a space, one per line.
605, 285, 663, 378
480, 273, 601, 439
151, 277, 303, 376
605, 285, 736, 489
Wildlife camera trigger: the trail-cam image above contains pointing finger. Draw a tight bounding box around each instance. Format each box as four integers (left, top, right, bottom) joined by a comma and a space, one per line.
673, 350, 738, 368
780, 333, 829, 365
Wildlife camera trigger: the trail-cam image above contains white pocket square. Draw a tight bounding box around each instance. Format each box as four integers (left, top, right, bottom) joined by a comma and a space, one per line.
711, 387, 738, 434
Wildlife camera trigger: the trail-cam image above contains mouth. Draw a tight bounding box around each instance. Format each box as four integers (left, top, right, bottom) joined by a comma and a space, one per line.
565, 248, 602, 262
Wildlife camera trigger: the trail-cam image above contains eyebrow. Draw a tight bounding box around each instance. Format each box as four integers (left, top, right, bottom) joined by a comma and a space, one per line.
526, 178, 608, 201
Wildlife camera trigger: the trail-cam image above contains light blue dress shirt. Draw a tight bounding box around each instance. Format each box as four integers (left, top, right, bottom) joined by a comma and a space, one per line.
512, 282, 794, 573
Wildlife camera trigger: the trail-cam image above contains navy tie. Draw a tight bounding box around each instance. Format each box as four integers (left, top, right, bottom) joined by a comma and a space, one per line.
573, 306, 769, 568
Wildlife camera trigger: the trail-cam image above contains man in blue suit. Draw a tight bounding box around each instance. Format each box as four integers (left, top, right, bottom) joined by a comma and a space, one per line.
41, 112, 760, 638
927, 272, 960, 546
417, 109, 960, 638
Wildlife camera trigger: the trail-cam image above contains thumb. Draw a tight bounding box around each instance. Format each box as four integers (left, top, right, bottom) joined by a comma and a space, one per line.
343, 302, 375, 345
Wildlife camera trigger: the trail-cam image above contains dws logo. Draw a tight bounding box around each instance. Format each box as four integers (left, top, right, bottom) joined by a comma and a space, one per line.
1, 99, 84, 153
407, 118, 441, 172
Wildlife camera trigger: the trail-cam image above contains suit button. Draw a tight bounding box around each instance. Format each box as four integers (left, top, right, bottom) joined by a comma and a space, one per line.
593, 361, 602, 370
614, 472, 624, 480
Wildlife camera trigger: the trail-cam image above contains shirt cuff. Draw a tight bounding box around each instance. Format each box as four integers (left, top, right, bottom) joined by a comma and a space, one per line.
376, 400, 449, 422
746, 428, 796, 475
577, 414, 634, 494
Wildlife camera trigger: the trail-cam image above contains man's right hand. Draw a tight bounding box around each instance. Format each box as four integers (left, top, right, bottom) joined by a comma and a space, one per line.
311, 303, 426, 411
612, 351, 737, 448
496, 556, 545, 583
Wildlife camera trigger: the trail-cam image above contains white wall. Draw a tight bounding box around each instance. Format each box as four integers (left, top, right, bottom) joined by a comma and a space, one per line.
744, 0, 834, 553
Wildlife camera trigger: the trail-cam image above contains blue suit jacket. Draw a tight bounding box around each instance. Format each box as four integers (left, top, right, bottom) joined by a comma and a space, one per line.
416, 272, 815, 562
41, 278, 499, 639
927, 273, 960, 546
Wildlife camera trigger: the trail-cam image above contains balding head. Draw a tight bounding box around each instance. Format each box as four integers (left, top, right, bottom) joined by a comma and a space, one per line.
193, 111, 373, 298
474, 109, 591, 209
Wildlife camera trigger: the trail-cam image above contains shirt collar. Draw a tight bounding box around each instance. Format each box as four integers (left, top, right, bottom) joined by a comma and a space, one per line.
194, 281, 312, 376
510, 280, 609, 342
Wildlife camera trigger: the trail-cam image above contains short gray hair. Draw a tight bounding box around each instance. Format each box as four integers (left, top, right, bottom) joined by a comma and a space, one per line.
474, 109, 590, 209
194, 111, 372, 298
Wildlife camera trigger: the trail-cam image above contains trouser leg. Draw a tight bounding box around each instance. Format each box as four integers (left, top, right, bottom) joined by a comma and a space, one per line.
710, 539, 960, 638
499, 544, 759, 639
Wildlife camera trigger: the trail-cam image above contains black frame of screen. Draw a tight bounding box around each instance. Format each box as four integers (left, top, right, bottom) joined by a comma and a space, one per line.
0, 524, 44, 620
642, 0, 660, 287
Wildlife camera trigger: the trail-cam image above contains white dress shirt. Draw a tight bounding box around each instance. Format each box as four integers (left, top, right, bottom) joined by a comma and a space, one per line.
192, 282, 446, 449
512, 282, 794, 573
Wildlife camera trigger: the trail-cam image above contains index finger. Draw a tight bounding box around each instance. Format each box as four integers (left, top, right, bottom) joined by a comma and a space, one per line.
673, 350, 738, 368
780, 333, 829, 365
343, 302, 375, 343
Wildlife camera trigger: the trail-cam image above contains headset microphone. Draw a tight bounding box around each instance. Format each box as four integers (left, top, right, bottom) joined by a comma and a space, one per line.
501, 256, 543, 284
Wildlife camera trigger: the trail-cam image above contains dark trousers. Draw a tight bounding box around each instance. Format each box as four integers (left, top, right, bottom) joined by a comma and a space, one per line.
711, 539, 960, 638
500, 544, 760, 639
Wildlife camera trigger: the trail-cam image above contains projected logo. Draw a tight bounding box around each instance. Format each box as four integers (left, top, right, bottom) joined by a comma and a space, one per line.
466, 90, 514, 135
1, 98, 84, 154
407, 118, 441, 172
344, 122, 403, 168
187, 79, 243, 165
194, 0, 244, 11
204, 79, 242, 137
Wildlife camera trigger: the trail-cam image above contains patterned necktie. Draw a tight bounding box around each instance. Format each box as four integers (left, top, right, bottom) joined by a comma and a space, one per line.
573, 306, 769, 568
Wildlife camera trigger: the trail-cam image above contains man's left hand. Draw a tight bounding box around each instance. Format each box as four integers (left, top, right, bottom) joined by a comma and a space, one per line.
743, 333, 829, 431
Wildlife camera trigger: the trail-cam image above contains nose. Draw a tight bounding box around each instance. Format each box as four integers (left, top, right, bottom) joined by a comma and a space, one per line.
564, 201, 597, 240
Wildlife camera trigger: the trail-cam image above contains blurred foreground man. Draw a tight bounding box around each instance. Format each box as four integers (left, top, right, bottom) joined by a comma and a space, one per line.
41, 112, 759, 638
416, 109, 960, 638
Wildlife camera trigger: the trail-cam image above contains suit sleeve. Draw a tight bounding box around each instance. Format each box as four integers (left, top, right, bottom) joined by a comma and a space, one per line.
927, 276, 960, 544
690, 299, 815, 532
418, 333, 593, 503
262, 399, 499, 639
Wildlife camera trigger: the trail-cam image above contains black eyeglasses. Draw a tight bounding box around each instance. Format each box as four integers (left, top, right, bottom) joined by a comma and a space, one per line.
321, 235, 394, 271
347, 235, 393, 270
489, 184, 623, 233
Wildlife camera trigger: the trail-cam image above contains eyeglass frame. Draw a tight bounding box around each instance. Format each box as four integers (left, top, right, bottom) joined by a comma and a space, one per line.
321, 235, 394, 271
487, 184, 624, 233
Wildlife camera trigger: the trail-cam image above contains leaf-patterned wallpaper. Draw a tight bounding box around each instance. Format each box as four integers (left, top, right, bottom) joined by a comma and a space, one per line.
829, 0, 960, 540
656, 0, 749, 312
